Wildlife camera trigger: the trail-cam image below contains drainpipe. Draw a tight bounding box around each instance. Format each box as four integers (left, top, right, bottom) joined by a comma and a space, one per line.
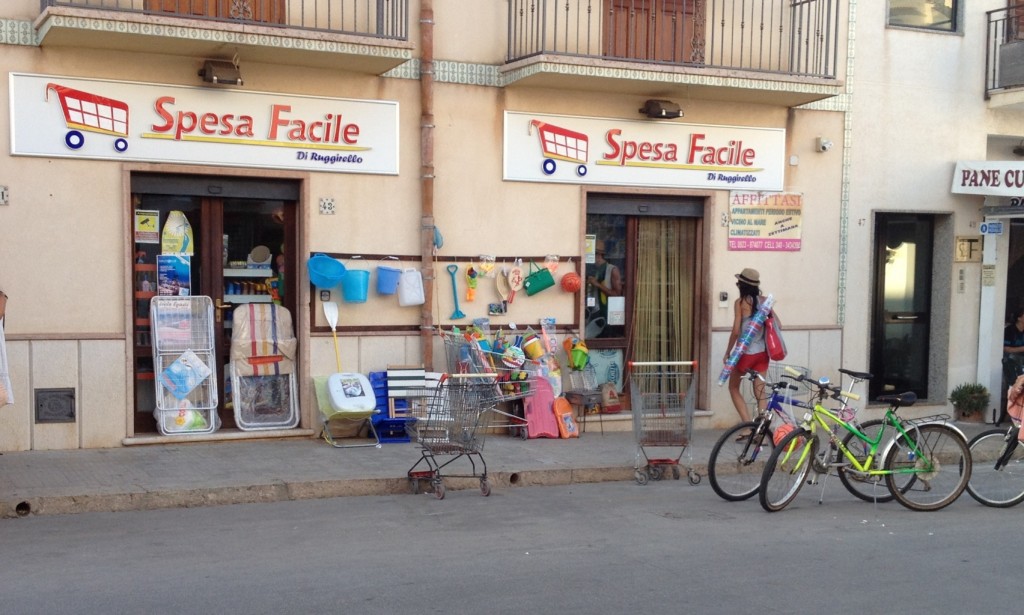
419, 0, 436, 370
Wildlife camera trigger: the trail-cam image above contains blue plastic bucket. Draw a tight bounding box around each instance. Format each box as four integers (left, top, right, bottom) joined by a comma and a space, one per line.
376, 266, 401, 295
307, 254, 346, 289
341, 269, 370, 303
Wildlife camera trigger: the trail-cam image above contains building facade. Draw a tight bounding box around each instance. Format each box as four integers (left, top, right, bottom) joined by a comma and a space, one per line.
3, 0, 1007, 452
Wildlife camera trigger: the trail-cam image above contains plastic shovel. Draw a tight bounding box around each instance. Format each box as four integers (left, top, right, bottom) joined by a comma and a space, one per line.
323, 301, 342, 372
447, 264, 466, 319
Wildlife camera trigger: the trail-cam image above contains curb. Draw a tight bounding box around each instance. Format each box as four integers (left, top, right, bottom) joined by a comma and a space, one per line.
0, 462, 713, 518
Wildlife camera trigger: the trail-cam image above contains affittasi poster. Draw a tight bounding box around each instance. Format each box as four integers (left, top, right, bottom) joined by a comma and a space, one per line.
728, 192, 802, 251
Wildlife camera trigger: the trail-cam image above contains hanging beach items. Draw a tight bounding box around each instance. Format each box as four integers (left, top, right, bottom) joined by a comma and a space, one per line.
340, 256, 369, 303
398, 267, 425, 306
376, 256, 401, 296
561, 260, 582, 293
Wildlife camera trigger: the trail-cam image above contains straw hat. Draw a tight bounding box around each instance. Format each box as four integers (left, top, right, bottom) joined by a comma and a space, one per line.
735, 268, 760, 287
595, 240, 607, 254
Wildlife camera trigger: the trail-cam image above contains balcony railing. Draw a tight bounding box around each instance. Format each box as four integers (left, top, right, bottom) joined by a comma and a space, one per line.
986, 3, 1024, 97
507, 0, 840, 79
40, 0, 409, 41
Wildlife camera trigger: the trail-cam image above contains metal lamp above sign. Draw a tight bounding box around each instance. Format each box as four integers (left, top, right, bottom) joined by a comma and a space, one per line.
9, 73, 399, 175
503, 111, 786, 191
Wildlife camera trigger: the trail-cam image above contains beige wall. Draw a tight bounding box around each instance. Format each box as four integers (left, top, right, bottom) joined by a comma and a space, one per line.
0, 3, 855, 445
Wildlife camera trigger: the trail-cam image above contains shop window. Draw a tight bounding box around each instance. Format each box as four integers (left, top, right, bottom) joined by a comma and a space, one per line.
888, 0, 958, 33
869, 214, 934, 400
585, 194, 703, 366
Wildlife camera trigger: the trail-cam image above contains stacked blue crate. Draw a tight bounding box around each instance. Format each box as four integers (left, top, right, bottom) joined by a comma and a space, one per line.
368, 370, 414, 443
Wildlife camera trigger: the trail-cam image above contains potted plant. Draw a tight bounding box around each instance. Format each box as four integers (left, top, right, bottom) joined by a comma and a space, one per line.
949, 383, 990, 421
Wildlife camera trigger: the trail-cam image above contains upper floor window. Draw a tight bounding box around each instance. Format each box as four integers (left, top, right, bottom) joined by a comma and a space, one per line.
888, 0, 958, 33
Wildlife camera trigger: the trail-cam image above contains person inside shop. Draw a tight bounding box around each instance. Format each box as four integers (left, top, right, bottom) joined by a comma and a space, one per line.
725, 268, 768, 437
585, 239, 622, 339
1002, 307, 1024, 424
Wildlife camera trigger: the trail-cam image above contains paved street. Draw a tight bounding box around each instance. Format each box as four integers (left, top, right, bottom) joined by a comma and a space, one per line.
0, 479, 1015, 614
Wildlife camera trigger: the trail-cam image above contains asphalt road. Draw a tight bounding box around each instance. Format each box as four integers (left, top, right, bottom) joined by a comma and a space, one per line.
0, 479, 1015, 614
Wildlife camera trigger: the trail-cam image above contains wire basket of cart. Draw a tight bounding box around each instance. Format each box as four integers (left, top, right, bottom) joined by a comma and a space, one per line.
407, 373, 501, 499
629, 361, 701, 485
440, 329, 538, 438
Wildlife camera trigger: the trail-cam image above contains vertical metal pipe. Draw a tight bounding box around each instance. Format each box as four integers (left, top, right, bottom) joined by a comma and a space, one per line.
420, 0, 436, 370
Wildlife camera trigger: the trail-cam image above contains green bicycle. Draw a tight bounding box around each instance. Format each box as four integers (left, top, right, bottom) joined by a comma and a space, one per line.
759, 368, 972, 512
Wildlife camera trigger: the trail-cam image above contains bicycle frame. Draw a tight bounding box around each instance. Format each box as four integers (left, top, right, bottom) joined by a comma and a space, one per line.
784, 388, 949, 479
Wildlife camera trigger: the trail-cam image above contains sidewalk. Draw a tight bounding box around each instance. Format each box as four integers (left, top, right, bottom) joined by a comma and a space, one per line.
0, 419, 996, 518
0, 428, 726, 518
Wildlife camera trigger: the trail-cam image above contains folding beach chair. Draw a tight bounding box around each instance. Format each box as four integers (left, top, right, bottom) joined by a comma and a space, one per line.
230, 303, 299, 430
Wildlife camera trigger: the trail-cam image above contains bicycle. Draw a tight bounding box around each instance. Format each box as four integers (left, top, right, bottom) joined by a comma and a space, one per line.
709, 368, 896, 503
965, 424, 1024, 508
707, 369, 807, 501
759, 367, 972, 512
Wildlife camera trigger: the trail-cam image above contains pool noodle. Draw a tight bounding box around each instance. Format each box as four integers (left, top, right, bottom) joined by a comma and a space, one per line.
717, 294, 775, 385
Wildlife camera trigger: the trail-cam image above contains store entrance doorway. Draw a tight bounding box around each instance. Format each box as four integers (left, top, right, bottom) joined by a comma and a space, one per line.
130, 174, 298, 435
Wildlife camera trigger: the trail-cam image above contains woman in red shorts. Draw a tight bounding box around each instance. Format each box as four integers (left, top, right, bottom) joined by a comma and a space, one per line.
725, 268, 768, 437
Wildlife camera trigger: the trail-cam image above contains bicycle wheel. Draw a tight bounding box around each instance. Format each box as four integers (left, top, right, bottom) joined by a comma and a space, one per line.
759, 427, 817, 512
884, 424, 971, 511
838, 419, 895, 503
708, 420, 772, 501
966, 429, 1024, 508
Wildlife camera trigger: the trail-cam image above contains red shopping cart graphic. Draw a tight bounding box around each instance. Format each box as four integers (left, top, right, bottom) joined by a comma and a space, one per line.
45, 83, 130, 153
529, 119, 588, 177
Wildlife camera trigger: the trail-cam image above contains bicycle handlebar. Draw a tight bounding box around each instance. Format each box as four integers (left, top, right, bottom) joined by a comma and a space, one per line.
783, 365, 860, 401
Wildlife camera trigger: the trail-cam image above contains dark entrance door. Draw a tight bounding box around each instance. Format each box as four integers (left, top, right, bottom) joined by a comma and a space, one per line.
130, 174, 298, 434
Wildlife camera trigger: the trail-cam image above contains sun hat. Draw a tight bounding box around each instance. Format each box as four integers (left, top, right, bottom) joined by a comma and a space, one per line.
735, 268, 760, 287
595, 240, 607, 253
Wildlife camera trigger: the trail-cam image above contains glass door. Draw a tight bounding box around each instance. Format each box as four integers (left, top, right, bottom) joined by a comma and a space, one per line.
131, 181, 295, 434
870, 214, 934, 399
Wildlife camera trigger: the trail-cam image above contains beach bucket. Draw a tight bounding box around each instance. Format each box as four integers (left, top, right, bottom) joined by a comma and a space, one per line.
522, 334, 545, 360
376, 258, 401, 295
341, 269, 370, 303
307, 254, 346, 289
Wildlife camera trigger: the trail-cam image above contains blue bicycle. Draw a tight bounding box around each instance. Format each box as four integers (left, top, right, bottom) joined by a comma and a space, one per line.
708, 370, 809, 501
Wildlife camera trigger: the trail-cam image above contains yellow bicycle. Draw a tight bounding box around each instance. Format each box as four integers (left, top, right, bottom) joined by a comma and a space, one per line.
759, 368, 972, 512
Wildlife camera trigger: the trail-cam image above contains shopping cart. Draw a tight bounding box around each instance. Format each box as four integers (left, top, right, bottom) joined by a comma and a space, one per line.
629, 361, 701, 485
407, 373, 499, 499
440, 329, 537, 439
529, 119, 588, 177
45, 83, 130, 153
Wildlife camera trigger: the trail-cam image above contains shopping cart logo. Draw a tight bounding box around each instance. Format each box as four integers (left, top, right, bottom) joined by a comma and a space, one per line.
529, 119, 588, 178
45, 83, 130, 153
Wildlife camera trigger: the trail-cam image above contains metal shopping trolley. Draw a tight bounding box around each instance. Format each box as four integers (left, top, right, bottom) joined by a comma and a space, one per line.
629, 361, 701, 485
529, 119, 588, 177
407, 373, 499, 499
45, 83, 130, 153
440, 330, 537, 439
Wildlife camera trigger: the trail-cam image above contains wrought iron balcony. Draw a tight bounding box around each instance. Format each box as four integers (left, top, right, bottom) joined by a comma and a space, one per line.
36, 0, 412, 74
986, 3, 1024, 101
39, 0, 409, 40
507, 0, 841, 79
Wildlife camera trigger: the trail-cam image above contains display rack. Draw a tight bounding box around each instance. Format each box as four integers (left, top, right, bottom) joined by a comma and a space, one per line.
150, 296, 219, 435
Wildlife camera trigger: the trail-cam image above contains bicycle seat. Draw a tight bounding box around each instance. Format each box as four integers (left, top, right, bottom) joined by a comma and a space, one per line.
839, 368, 874, 380
876, 391, 917, 408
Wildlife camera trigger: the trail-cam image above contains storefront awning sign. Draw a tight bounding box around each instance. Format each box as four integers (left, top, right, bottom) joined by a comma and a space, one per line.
951, 161, 1024, 197
8, 73, 399, 175
504, 111, 785, 191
